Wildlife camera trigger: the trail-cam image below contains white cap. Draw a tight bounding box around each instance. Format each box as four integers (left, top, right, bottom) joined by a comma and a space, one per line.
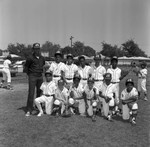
69, 98, 75, 105
54, 99, 61, 105
92, 101, 97, 107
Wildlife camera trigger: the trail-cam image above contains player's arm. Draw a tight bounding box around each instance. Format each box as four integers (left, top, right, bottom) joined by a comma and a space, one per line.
122, 95, 138, 104
23, 58, 32, 75
99, 91, 106, 99
83, 92, 88, 108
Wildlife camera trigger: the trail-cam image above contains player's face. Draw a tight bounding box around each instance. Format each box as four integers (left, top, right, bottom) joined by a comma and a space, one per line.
126, 83, 133, 92
80, 58, 85, 67
67, 57, 73, 65
55, 55, 61, 63
33, 48, 41, 56
105, 78, 111, 85
58, 82, 64, 89
45, 75, 52, 82
94, 59, 101, 65
88, 81, 94, 89
73, 78, 80, 86
111, 60, 118, 69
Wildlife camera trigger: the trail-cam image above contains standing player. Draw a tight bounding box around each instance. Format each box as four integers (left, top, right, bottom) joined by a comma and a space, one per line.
133, 61, 148, 101
121, 79, 138, 125
78, 55, 92, 88
53, 79, 69, 116
0, 55, 13, 90
65, 54, 78, 89
34, 71, 56, 116
68, 73, 86, 116
99, 73, 119, 121
47, 51, 66, 85
83, 77, 99, 122
107, 56, 129, 113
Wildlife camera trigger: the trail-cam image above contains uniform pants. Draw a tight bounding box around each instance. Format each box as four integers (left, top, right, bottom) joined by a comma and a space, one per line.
75, 99, 86, 115
2, 68, 11, 83
26, 75, 43, 112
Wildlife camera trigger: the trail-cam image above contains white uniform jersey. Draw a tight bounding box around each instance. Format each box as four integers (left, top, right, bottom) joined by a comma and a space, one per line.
121, 87, 138, 101
71, 83, 84, 99
100, 83, 119, 101
78, 65, 91, 80
91, 65, 106, 80
55, 87, 69, 101
107, 67, 121, 83
84, 85, 99, 100
49, 62, 66, 76
40, 81, 56, 95
3, 59, 11, 69
138, 68, 147, 78
65, 64, 78, 79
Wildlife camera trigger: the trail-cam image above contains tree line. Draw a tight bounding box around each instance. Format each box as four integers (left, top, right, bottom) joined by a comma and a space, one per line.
2, 39, 147, 59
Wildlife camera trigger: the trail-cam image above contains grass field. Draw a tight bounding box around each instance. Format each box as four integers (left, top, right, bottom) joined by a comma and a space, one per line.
0, 70, 149, 147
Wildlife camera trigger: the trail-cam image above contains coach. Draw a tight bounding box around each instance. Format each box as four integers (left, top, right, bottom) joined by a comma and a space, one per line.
24, 43, 45, 116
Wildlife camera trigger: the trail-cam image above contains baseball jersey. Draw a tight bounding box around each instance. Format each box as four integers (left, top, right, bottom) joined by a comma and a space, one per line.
91, 65, 106, 80
107, 67, 121, 83
49, 61, 66, 76
65, 64, 78, 79
100, 83, 118, 101
78, 65, 92, 80
71, 83, 84, 99
84, 85, 99, 100
121, 87, 138, 101
40, 81, 56, 95
138, 68, 147, 78
3, 59, 11, 69
55, 87, 69, 101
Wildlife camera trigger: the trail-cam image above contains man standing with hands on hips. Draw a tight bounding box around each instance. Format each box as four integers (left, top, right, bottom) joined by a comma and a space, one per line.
24, 43, 45, 116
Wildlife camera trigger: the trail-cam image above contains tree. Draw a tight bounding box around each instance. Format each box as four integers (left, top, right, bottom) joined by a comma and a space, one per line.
122, 40, 147, 57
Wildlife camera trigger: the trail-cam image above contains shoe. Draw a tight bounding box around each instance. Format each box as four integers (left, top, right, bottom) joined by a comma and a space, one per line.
131, 118, 136, 125
92, 115, 96, 122
37, 112, 43, 117
144, 97, 148, 101
107, 115, 113, 121
25, 111, 30, 117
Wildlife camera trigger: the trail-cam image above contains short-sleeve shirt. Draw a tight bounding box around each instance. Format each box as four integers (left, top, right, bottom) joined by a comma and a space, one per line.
71, 83, 84, 99
84, 85, 99, 100
65, 64, 78, 79
3, 59, 11, 68
91, 65, 106, 80
138, 68, 147, 78
78, 65, 92, 79
49, 62, 66, 76
40, 81, 56, 95
55, 87, 69, 101
107, 67, 121, 83
121, 87, 138, 100
100, 83, 118, 99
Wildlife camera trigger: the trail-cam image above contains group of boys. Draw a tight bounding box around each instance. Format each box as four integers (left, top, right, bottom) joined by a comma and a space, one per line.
25, 43, 148, 125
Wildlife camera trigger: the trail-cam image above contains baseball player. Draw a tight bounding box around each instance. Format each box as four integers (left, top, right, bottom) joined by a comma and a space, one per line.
107, 56, 130, 113
99, 73, 119, 121
120, 78, 138, 125
47, 51, 66, 85
78, 55, 92, 88
53, 79, 69, 116
0, 55, 13, 90
65, 54, 78, 90
83, 77, 99, 122
34, 71, 56, 116
133, 61, 148, 101
68, 73, 86, 116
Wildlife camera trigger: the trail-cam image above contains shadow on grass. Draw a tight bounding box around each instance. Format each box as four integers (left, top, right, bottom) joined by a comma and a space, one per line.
17, 106, 27, 113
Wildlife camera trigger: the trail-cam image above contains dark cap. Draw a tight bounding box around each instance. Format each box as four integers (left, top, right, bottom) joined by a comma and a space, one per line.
141, 61, 147, 67
58, 79, 65, 84
67, 53, 73, 59
104, 73, 112, 80
73, 72, 81, 80
87, 77, 95, 83
55, 50, 62, 57
78, 55, 85, 60
45, 71, 53, 76
94, 54, 101, 60
125, 78, 134, 86
32, 43, 40, 49
111, 56, 118, 62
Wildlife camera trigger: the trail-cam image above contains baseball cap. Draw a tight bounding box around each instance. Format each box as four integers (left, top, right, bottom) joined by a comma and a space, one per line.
78, 55, 85, 60
73, 73, 81, 80
111, 56, 118, 62
94, 54, 101, 60
104, 73, 112, 79
45, 71, 53, 76
87, 77, 95, 83
125, 78, 134, 86
32, 43, 40, 49
67, 53, 73, 59
55, 50, 62, 57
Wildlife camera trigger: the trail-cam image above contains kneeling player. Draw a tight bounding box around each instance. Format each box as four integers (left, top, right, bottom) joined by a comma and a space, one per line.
99, 73, 119, 121
83, 77, 99, 122
53, 79, 69, 116
34, 72, 56, 116
68, 73, 86, 116
121, 79, 138, 125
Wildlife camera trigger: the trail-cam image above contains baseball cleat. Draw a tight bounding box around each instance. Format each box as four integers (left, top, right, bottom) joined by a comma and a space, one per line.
37, 112, 43, 117
25, 111, 30, 117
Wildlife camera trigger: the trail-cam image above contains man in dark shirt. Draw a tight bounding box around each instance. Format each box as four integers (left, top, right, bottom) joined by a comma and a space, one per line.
24, 43, 45, 116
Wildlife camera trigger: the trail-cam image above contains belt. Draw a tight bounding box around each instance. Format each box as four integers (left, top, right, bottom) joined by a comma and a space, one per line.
138, 77, 145, 79
111, 82, 119, 84
53, 75, 61, 77
66, 78, 73, 80
44, 94, 53, 97
82, 78, 87, 80
94, 79, 103, 82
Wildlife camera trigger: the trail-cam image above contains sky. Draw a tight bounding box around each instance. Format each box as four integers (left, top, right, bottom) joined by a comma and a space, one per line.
0, 0, 150, 55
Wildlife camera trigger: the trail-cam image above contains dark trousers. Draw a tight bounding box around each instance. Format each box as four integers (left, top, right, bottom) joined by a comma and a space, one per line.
26, 75, 43, 112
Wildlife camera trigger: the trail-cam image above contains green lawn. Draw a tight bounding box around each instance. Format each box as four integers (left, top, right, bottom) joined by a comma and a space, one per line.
0, 71, 149, 147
